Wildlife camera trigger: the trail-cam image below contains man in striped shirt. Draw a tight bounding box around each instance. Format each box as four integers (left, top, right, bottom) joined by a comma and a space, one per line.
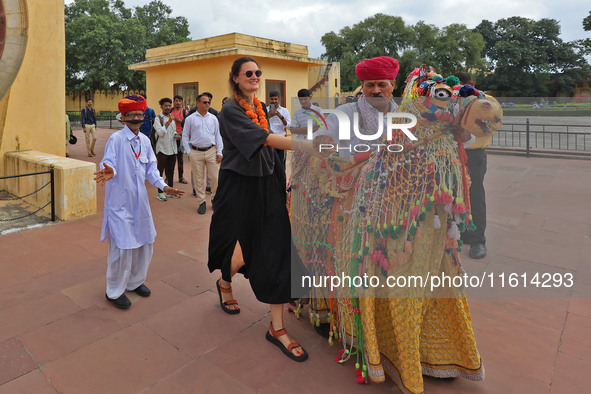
290, 89, 325, 140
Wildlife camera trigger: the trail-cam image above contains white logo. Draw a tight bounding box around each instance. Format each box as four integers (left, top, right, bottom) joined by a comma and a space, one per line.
306, 109, 418, 153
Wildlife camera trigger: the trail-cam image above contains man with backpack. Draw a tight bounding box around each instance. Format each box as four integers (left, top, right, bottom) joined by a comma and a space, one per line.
139, 104, 156, 140
171, 95, 188, 184
81, 98, 97, 157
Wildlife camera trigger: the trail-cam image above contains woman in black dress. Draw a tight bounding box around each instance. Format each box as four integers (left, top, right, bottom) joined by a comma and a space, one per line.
209, 56, 325, 362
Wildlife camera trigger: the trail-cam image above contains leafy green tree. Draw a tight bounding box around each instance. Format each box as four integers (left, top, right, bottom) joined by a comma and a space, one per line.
320, 14, 485, 93
411, 23, 485, 79
321, 14, 413, 92
65, 0, 190, 91
473, 17, 589, 96
134, 1, 191, 51
584, 11, 591, 55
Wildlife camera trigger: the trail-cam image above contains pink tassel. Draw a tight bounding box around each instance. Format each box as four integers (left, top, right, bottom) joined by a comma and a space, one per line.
452, 203, 466, 214
443, 192, 453, 204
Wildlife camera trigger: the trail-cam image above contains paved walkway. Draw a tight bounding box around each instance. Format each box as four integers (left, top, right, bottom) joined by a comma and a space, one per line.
1, 127, 589, 393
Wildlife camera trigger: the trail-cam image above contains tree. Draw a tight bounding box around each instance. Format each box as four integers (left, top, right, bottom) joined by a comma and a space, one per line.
584, 11, 591, 55
65, 0, 190, 91
321, 14, 413, 92
473, 17, 590, 96
320, 14, 485, 93
410, 23, 485, 78
134, 1, 191, 51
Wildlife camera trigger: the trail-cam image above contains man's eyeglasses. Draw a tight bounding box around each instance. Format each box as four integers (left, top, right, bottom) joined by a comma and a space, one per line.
243, 70, 262, 78
200, 101, 211, 105
124, 113, 143, 119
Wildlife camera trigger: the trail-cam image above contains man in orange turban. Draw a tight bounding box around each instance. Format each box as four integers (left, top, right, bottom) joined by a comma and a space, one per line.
94, 95, 184, 309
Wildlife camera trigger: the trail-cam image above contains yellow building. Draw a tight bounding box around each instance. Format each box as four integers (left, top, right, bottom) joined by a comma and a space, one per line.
129, 33, 340, 114
0, 0, 96, 222
0, 0, 65, 159
307, 62, 341, 109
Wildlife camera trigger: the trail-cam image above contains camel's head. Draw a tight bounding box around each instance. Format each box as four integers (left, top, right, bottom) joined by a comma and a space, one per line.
403, 65, 502, 136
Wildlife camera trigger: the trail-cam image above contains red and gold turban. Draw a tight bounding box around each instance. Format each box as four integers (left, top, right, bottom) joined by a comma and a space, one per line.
118, 95, 147, 114
355, 56, 400, 81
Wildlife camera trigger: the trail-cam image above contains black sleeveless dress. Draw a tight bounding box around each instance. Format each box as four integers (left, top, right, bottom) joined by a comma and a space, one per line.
208, 100, 306, 304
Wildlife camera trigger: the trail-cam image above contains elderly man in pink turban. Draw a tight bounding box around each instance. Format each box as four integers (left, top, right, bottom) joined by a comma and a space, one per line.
94, 95, 184, 309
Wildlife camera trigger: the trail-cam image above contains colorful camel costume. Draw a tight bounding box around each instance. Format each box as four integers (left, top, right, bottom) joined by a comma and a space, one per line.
290, 65, 502, 393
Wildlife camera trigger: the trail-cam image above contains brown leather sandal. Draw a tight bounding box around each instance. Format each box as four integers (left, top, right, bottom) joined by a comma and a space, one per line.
216, 279, 240, 314
265, 322, 308, 362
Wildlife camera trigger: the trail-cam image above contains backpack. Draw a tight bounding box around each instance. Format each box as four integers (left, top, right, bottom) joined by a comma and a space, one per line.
81, 107, 95, 125
179, 108, 189, 128
149, 115, 166, 150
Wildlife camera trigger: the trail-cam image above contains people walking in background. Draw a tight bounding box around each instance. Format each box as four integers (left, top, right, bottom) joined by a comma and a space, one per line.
290, 89, 324, 139
455, 71, 490, 259
65, 114, 72, 157
171, 95, 188, 184
139, 103, 156, 140
182, 94, 223, 214
81, 98, 97, 157
267, 90, 291, 168
188, 92, 219, 195
154, 97, 179, 202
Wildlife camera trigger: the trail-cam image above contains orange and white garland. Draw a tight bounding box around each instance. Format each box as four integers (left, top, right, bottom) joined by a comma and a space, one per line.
236, 95, 269, 132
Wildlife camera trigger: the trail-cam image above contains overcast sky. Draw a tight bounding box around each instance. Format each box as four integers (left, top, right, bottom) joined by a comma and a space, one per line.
66, 0, 590, 59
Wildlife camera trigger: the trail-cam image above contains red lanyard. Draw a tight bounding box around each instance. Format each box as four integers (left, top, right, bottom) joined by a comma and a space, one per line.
130, 141, 141, 159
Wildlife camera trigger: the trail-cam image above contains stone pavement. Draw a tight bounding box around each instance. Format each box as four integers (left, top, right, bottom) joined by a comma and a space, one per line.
0, 191, 52, 236
0, 126, 589, 393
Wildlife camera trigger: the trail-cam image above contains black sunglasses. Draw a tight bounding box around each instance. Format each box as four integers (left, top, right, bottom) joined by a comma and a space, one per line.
244, 70, 262, 78
201, 101, 211, 104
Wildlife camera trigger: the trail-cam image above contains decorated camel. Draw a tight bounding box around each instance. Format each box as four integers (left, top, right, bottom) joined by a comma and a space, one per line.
289, 64, 502, 393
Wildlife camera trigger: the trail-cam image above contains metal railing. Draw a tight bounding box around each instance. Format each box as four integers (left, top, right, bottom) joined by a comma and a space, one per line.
490, 120, 591, 157
0, 168, 55, 222
67, 112, 120, 129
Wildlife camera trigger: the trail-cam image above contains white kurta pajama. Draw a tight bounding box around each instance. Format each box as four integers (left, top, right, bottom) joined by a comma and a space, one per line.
100, 126, 167, 298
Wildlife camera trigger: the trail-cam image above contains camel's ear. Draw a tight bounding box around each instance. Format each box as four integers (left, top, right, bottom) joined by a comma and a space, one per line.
418, 65, 428, 84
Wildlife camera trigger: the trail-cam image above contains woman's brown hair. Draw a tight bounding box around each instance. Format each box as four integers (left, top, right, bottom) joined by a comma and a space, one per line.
228, 56, 260, 98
